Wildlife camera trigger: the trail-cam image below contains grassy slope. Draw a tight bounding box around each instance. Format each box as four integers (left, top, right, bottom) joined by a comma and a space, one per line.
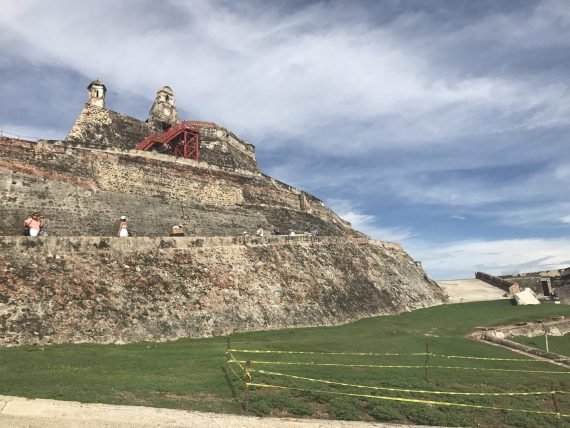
0, 300, 568, 427
511, 335, 570, 356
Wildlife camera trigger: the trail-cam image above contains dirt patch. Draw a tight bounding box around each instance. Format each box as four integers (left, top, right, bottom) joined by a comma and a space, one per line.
0, 394, 421, 427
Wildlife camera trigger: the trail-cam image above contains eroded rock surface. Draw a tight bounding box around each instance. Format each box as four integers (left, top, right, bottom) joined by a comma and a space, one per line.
0, 236, 446, 346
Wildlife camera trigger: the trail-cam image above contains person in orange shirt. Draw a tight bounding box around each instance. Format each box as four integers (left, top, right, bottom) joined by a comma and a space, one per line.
24, 213, 41, 237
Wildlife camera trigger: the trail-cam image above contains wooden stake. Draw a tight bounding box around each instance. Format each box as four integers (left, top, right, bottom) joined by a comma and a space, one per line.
244, 360, 252, 411
424, 343, 430, 383
551, 383, 561, 428
226, 336, 231, 369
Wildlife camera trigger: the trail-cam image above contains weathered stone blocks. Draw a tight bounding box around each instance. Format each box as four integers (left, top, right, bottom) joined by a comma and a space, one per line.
0, 236, 446, 346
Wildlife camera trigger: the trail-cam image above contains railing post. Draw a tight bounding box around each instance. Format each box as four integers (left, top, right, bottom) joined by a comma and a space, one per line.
244, 360, 252, 410
551, 383, 561, 428
226, 336, 231, 369
424, 343, 430, 383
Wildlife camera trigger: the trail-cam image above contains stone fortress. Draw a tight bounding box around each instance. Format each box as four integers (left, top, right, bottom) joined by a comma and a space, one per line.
0, 81, 447, 346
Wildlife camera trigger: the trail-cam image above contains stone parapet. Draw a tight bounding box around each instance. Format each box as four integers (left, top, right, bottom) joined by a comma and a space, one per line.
0, 235, 401, 254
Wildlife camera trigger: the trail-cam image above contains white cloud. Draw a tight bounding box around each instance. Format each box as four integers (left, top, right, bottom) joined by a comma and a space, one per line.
326, 198, 413, 242
490, 202, 570, 228
1, 0, 570, 153
450, 215, 466, 220
1, 0, 570, 276
0, 125, 62, 141
408, 238, 570, 280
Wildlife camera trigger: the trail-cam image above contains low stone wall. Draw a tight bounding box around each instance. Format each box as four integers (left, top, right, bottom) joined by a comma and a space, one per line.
482, 334, 570, 367
0, 236, 445, 347
483, 318, 570, 338
0, 235, 399, 253
475, 271, 516, 292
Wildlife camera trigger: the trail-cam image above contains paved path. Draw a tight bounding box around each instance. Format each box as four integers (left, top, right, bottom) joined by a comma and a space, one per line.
437, 279, 507, 304
0, 395, 431, 428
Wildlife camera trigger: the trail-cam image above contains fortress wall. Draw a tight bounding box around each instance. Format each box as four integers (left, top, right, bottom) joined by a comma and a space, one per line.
200, 139, 258, 172
0, 138, 357, 237
0, 236, 445, 346
66, 104, 153, 150
194, 123, 256, 158
198, 125, 258, 172
66, 105, 259, 173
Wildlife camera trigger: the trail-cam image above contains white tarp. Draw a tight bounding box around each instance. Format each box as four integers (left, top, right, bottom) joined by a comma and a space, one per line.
514, 288, 541, 305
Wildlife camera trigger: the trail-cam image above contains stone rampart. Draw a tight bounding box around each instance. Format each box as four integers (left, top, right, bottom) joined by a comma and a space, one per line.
0, 236, 445, 346
66, 104, 154, 151
66, 105, 259, 172
0, 137, 354, 238
475, 271, 515, 292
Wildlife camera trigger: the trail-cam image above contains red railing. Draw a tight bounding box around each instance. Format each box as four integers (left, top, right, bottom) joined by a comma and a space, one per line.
135, 123, 200, 160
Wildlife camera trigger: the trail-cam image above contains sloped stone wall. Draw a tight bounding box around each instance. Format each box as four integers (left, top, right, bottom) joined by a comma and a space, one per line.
65, 105, 259, 172
0, 236, 446, 346
66, 104, 154, 150
0, 138, 355, 238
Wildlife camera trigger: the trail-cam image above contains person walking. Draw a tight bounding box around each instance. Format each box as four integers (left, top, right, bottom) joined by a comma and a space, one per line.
117, 216, 129, 237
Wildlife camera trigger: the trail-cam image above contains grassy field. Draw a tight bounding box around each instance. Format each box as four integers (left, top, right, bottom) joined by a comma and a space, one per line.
0, 300, 569, 427
511, 334, 570, 356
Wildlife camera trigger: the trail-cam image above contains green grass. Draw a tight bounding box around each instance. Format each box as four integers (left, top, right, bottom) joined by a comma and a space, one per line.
510, 335, 570, 356
0, 300, 569, 427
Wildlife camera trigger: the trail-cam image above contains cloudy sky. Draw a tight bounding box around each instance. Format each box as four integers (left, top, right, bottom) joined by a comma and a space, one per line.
1, 0, 569, 279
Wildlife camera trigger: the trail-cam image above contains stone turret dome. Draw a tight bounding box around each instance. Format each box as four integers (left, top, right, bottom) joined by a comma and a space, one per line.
88, 79, 105, 89
87, 79, 106, 108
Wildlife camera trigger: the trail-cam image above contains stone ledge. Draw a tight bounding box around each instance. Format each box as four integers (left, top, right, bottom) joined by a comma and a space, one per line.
0, 235, 401, 254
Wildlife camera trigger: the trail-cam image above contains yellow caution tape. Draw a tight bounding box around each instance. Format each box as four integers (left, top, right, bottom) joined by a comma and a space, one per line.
238, 360, 569, 374
230, 349, 425, 357
229, 349, 551, 362
228, 353, 246, 372
247, 382, 569, 418
227, 362, 243, 380
254, 368, 567, 396
430, 353, 564, 362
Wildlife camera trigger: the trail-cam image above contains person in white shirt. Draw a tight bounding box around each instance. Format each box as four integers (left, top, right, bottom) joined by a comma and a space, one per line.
118, 215, 129, 237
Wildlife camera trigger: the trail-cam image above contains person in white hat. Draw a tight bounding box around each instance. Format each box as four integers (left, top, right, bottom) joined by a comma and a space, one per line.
118, 216, 129, 237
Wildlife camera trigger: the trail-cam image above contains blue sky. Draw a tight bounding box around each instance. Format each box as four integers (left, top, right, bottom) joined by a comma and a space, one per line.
1, 0, 569, 279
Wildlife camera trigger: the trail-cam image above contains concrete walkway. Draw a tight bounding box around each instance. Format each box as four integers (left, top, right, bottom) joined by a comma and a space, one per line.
437, 279, 507, 304
0, 395, 430, 428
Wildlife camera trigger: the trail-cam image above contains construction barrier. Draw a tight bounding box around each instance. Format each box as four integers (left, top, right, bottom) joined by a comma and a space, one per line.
225, 342, 568, 423
234, 359, 569, 374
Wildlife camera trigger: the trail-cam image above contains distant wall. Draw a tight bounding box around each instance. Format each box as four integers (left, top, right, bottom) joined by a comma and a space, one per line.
475, 272, 515, 292
502, 269, 570, 303
0, 236, 446, 346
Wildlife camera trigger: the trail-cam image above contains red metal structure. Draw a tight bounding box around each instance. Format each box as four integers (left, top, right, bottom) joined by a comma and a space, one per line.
135, 122, 200, 160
